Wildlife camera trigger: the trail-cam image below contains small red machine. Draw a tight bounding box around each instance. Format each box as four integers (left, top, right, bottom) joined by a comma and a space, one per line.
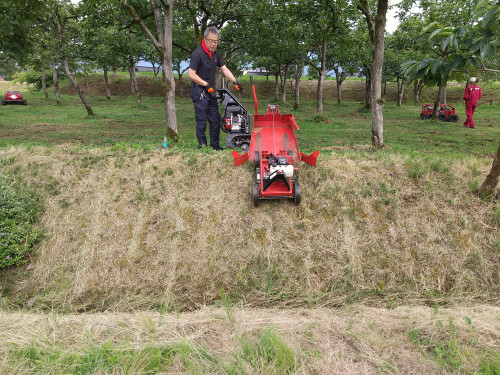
2, 91, 27, 105
420, 103, 458, 122
232, 76, 319, 206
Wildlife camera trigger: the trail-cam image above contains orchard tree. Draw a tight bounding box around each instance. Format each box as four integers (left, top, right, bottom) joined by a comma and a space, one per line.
401, 0, 499, 117
49, 0, 94, 115
246, 0, 303, 103
357, 0, 389, 148
124, 0, 178, 139
0, 0, 43, 62
303, 0, 353, 114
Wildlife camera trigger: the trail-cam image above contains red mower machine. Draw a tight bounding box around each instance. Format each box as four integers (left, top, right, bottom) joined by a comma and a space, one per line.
231, 76, 319, 206
216, 87, 251, 152
420, 103, 458, 122
2, 91, 27, 105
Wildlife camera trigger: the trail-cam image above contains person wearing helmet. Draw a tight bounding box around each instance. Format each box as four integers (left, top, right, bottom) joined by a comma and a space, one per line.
463, 77, 482, 129
188, 27, 242, 150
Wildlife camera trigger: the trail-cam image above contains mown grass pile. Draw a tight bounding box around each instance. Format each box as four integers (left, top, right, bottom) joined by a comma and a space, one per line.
1, 305, 499, 374
0, 145, 498, 312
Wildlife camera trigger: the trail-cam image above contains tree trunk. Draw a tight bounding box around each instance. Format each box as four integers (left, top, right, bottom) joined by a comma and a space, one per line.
103, 65, 111, 99
160, 0, 178, 138
62, 56, 93, 116
178, 73, 184, 97
41, 65, 48, 99
432, 84, 446, 118
317, 35, 327, 115
294, 56, 305, 109
113, 69, 117, 81
152, 63, 159, 80
397, 78, 405, 106
334, 67, 345, 104
274, 72, 279, 103
364, 69, 371, 108
125, 0, 177, 138
281, 64, 289, 103
369, 0, 388, 148
413, 80, 423, 103
129, 58, 141, 106
480, 143, 500, 197
51, 62, 61, 104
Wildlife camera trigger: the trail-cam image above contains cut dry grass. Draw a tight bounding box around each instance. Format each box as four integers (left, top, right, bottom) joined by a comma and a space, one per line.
0, 305, 499, 374
0, 145, 498, 312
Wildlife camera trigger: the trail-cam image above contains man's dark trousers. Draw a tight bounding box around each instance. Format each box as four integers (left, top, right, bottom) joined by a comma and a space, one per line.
191, 85, 220, 148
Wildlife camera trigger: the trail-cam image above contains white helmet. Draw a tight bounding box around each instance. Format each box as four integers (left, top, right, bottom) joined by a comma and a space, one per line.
469, 77, 476, 82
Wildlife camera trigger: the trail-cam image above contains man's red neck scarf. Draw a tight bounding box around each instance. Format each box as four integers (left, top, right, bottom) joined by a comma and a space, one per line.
202, 39, 214, 59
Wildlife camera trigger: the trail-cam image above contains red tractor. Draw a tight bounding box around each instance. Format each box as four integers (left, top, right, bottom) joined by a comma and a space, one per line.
2, 91, 27, 105
420, 103, 458, 122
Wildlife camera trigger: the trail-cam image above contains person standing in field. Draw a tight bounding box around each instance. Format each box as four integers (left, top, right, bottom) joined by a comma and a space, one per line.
463, 77, 482, 129
188, 26, 242, 150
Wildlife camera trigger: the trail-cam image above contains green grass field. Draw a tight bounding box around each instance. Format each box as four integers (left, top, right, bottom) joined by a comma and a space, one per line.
1, 77, 499, 158
0, 77, 499, 374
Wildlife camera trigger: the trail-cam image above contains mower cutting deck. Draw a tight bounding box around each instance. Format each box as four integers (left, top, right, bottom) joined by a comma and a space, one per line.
232, 77, 319, 206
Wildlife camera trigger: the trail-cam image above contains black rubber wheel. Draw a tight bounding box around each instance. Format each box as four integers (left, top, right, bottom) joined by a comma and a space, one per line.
23, 99, 27, 105
420, 113, 425, 120
1, 100, 5, 105
449, 114, 458, 122
426, 113, 433, 119
438, 112, 446, 122
254, 151, 260, 168
253, 167, 261, 183
241, 143, 249, 153
293, 182, 301, 205
253, 183, 260, 207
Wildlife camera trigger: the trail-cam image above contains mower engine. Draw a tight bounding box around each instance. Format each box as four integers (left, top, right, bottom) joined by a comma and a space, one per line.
216, 88, 251, 152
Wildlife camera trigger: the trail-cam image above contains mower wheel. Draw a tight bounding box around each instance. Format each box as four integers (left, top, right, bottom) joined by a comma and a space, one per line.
449, 114, 458, 122
293, 182, 301, 205
254, 151, 260, 167
1, 100, 5, 106
253, 183, 260, 207
438, 112, 447, 122
241, 143, 249, 153
420, 113, 425, 120
427, 113, 433, 119
254, 167, 261, 183
23, 99, 27, 105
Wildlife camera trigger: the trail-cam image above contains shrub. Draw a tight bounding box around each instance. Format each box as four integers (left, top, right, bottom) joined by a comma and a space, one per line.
0, 174, 44, 269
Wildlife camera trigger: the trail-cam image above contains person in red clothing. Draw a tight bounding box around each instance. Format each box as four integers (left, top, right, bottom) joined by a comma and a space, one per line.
463, 77, 482, 129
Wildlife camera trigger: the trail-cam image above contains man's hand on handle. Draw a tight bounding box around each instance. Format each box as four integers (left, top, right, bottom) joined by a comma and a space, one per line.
233, 80, 242, 93
205, 83, 215, 93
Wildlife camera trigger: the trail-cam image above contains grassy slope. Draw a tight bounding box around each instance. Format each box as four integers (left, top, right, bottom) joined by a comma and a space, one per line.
0, 77, 499, 374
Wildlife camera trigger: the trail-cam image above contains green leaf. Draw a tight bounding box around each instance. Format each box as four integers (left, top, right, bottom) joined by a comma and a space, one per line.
429, 28, 442, 40
423, 21, 440, 33
430, 59, 441, 74
480, 41, 491, 58
464, 316, 472, 325
482, 7, 498, 28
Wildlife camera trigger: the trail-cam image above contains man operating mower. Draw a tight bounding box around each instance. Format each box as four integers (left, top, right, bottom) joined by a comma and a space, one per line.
188, 26, 242, 150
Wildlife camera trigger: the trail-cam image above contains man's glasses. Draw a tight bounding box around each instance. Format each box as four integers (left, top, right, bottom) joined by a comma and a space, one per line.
205, 38, 219, 45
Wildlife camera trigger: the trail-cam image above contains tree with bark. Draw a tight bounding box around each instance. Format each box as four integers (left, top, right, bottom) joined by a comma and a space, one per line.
124, 0, 178, 139
49, 0, 94, 115
304, 0, 352, 115
357, 0, 389, 148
